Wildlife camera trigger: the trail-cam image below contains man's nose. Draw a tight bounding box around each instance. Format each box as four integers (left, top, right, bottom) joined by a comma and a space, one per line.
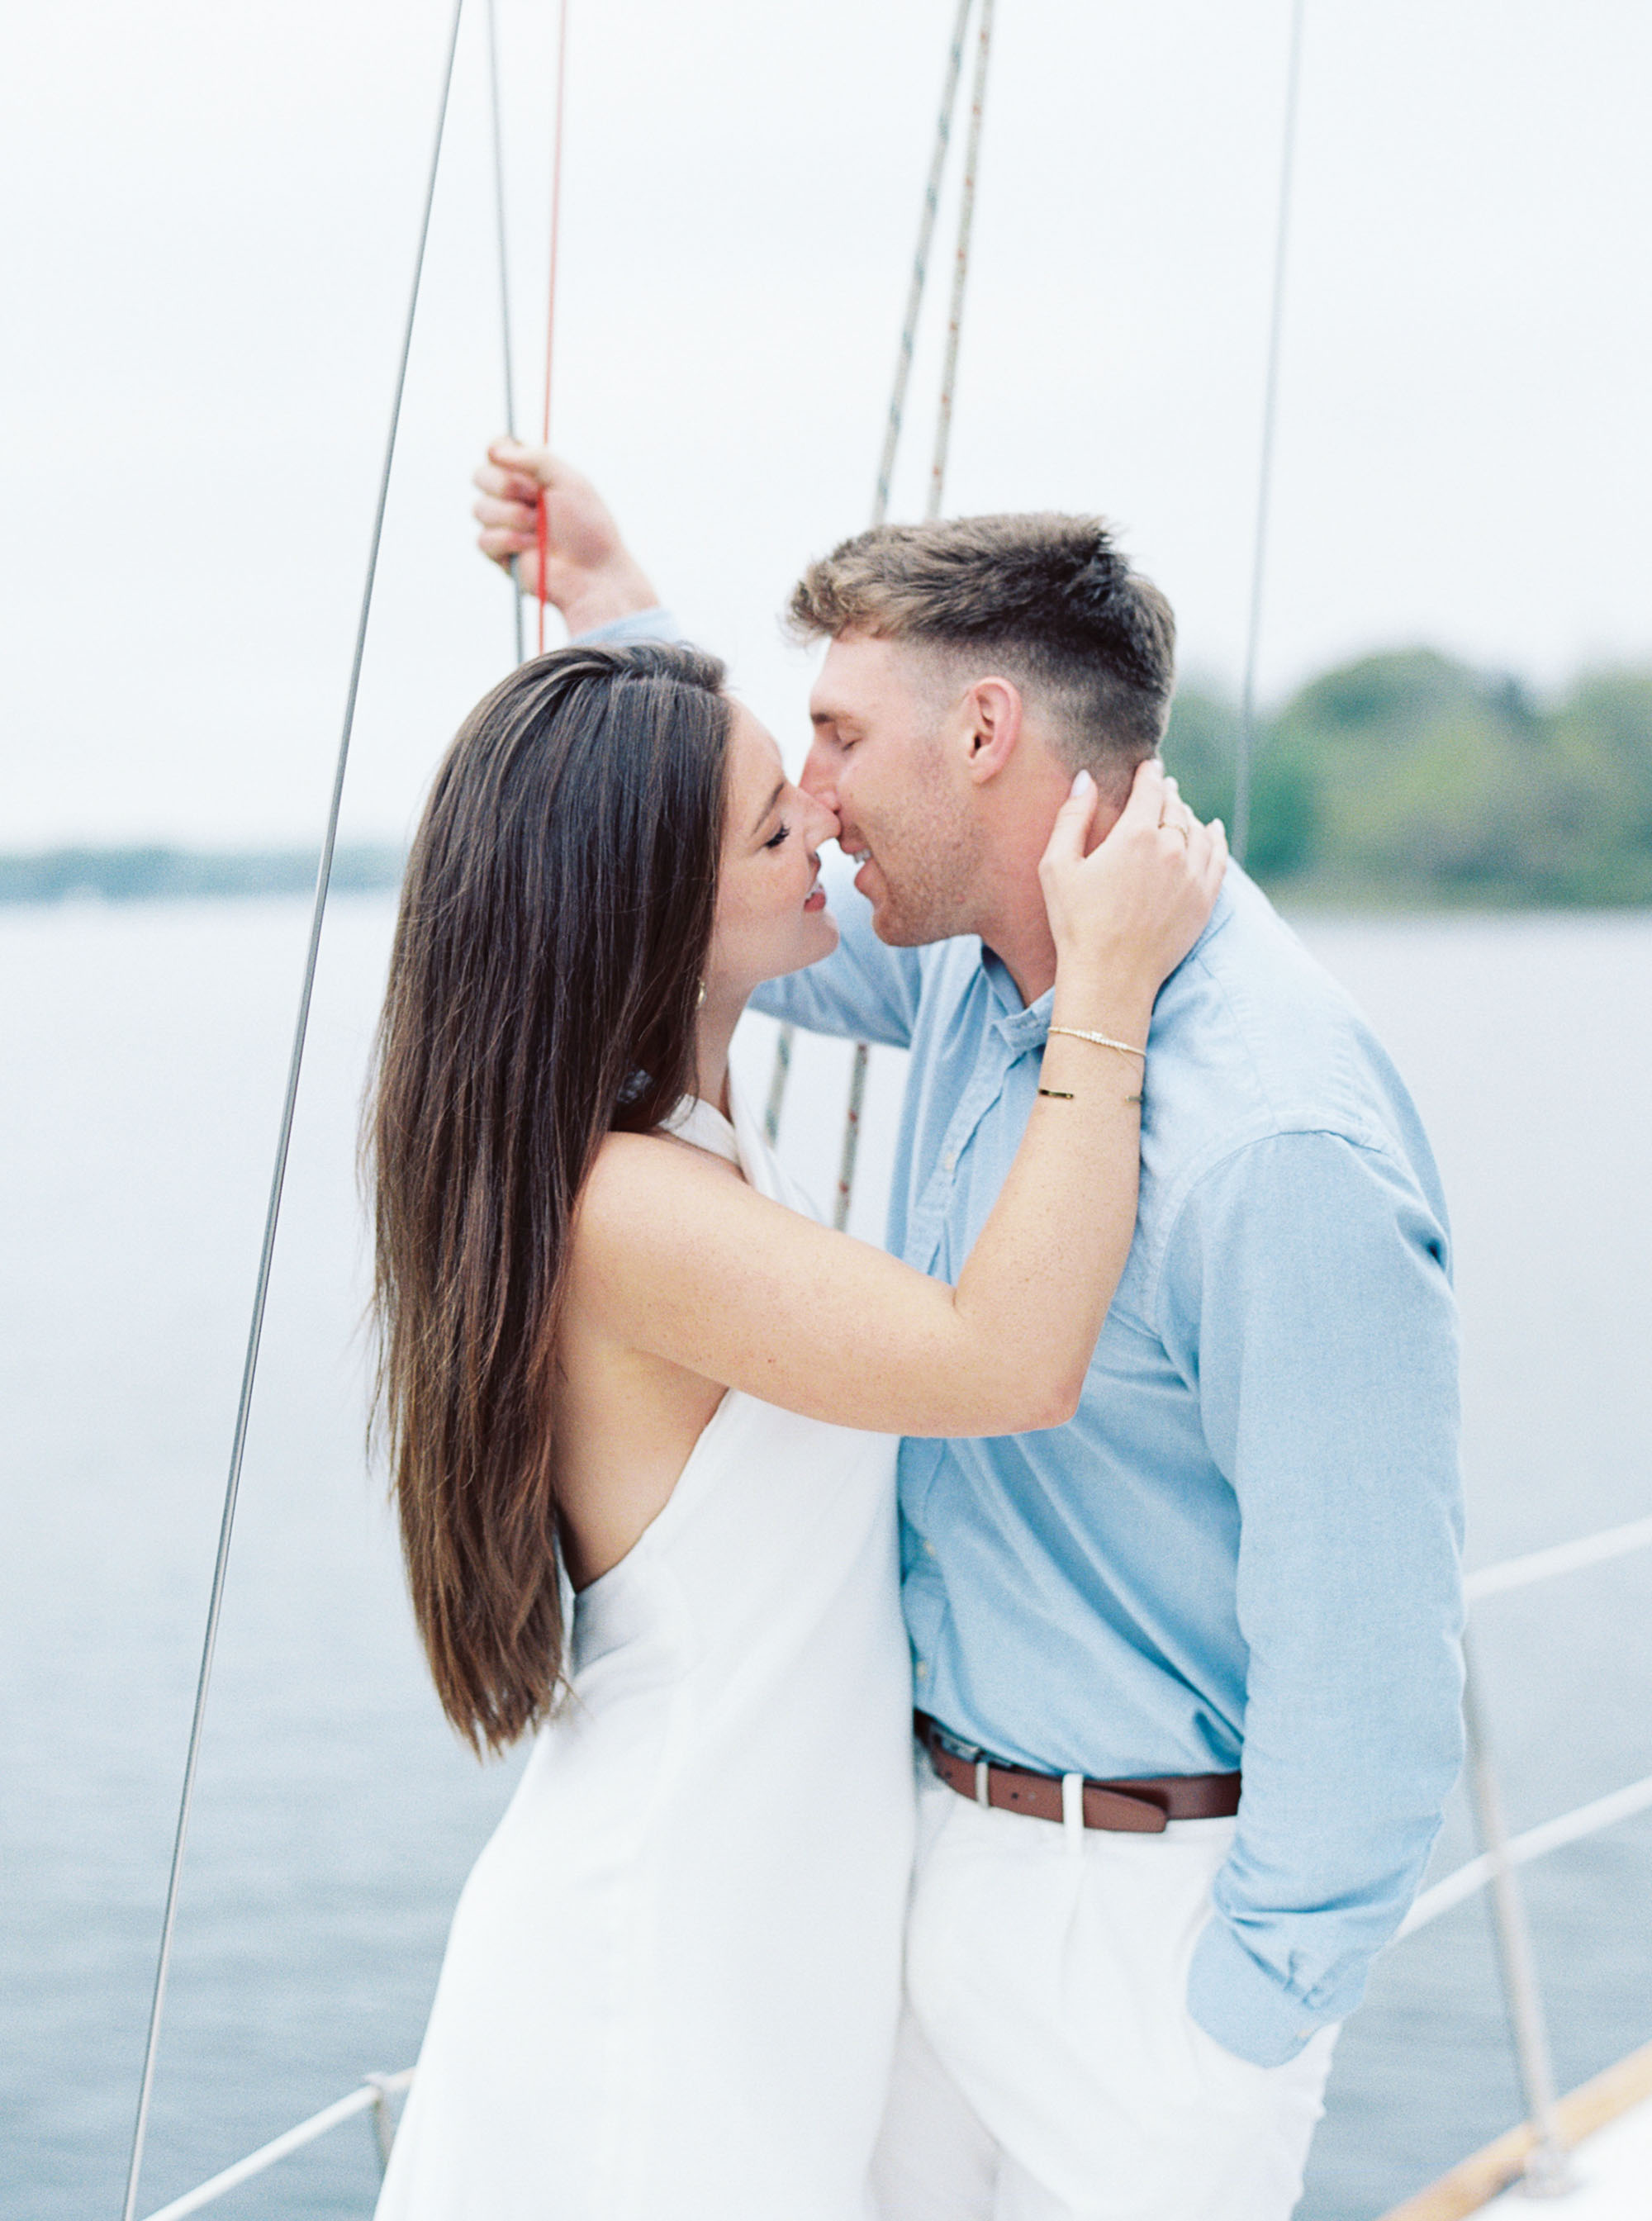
800, 738, 837, 808
805, 790, 842, 849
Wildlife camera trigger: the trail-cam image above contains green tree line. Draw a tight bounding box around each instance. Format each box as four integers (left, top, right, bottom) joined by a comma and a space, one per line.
1165, 649, 1652, 905
5, 651, 1650, 908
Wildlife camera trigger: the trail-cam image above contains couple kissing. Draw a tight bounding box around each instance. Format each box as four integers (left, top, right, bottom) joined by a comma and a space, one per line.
367, 444, 1463, 2220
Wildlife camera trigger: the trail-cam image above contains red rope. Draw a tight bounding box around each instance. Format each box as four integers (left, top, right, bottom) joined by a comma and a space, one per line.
536, 0, 570, 655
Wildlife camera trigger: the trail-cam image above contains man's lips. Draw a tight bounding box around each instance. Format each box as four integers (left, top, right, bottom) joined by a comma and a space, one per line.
828, 832, 881, 905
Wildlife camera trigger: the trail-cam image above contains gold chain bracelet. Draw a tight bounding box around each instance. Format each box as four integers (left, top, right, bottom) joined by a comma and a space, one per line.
1047, 1025, 1146, 1061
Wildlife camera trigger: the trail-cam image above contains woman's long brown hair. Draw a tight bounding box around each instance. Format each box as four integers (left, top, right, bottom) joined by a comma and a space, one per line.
368, 642, 731, 1753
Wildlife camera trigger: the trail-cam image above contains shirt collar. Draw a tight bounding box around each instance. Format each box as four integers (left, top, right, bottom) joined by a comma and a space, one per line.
976, 874, 1239, 1050
978, 945, 1054, 1050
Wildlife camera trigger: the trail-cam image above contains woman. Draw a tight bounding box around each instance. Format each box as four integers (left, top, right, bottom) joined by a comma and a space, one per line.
368, 639, 1223, 2219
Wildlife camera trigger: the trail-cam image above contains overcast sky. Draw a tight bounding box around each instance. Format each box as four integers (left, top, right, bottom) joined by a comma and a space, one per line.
3, 0, 1649, 845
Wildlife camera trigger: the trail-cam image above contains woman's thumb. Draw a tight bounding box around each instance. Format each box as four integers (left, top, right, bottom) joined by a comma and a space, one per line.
1044, 768, 1099, 865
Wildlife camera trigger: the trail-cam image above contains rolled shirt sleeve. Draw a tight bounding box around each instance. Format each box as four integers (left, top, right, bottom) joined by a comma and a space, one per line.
1157, 1128, 1465, 2064
574, 604, 684, 648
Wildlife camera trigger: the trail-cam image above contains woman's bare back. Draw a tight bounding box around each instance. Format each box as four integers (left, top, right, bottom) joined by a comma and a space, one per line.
553, 1128, 744, 1588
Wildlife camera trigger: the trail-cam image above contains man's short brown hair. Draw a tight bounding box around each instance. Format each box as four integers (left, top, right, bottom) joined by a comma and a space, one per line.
789, 512, 1176, 779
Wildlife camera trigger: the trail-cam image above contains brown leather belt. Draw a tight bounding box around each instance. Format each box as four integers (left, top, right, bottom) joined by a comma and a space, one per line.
917, 1712, 1241, 1835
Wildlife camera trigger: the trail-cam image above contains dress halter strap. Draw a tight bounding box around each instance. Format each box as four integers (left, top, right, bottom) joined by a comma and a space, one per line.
660, 1096, 742, 1169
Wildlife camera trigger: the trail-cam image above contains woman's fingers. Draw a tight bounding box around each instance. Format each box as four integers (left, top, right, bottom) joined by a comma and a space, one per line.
472, 459, 541, 503
478, 529, 536, 574
473, 491, 538, 534
1154, 774, 1199, 845
486, 439, 599, 507
473, 459, 548, 577
1203, 821, 1230, 900
472, 473, 539, 577
487, 435, 557, 484
1143, 772, 1219, 890
1116, 756, 1170, 831
1050, 757, 1217, 876
1037, 753, 1225, 998
1041, 769, 1101, 871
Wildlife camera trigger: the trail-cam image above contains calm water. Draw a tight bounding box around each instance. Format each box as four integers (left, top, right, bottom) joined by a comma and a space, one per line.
2, 896, 1650, 2221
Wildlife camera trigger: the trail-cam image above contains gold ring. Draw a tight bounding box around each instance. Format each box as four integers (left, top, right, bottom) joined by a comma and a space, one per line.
1162, 821, 1190, 845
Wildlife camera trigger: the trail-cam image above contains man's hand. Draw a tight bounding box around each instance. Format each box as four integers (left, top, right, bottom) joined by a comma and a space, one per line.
472, 441, 659, 636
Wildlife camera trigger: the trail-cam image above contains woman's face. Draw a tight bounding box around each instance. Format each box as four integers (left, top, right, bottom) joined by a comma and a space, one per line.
707, 703, 842, 999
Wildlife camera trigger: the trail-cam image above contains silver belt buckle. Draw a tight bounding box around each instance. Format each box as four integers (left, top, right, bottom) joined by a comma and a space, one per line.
927, 1718, 995, 1809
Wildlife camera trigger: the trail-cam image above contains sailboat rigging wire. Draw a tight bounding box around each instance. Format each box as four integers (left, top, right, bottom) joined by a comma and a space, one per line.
1464, 1512, 1652, 1603
116, 6, 470, 2216
763, 0, 979, 1156
928, 0, 994, 523
871, 0, 977, 532
137, 2075, 414, 2221
534, 0, 572, 657
484, 0, 525, 668
828, 0, 996, 1233
1232, 0, 1306, 868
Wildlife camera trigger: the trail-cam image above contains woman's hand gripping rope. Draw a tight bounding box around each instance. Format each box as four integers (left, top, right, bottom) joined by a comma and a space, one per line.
472, 440, 658, 642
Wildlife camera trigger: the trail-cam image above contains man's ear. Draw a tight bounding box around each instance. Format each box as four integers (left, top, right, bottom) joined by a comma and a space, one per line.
961, 676, 1023, 785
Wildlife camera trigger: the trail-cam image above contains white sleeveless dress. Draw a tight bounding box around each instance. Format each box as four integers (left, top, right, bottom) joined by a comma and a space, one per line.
376, 1088, 914, 2221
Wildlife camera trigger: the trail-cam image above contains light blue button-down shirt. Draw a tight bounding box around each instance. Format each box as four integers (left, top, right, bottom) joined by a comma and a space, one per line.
591, 608, 1465, 2067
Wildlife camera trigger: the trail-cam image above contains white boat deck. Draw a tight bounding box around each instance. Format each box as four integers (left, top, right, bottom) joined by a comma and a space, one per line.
1383, 2043, 1652, 2221
1481, 2093, 1652, 2217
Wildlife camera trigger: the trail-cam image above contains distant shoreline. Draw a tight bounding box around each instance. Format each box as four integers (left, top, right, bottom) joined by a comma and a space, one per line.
2, 844, 1650, 914
11, 645, 1650, 911
0, 845, 406, 906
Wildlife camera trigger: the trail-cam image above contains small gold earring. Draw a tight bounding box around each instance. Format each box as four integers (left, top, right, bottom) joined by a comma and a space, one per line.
696, 980, 706, 1008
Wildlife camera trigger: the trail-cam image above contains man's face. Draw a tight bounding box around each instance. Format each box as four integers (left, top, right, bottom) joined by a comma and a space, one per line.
803, 630, 983, 946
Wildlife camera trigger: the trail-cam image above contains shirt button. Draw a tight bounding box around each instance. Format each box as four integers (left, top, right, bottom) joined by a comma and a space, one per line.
915, 1661, 929, 1680
924, 1541, 937, 1558
942, 1151, 957, 1174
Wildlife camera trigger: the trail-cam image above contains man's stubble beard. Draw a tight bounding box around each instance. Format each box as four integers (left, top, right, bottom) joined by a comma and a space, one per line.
867, 790, 985, 949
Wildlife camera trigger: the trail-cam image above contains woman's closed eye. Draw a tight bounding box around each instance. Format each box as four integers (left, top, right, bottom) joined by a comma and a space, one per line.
763, 820, 792, 851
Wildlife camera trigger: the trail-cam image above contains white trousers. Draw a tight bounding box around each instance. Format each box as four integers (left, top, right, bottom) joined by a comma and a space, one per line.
871, 1767, 1337, 2221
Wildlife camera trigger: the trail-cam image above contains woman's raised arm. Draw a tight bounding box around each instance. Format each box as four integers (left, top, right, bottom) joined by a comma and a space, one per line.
572, 764, 1224, 1439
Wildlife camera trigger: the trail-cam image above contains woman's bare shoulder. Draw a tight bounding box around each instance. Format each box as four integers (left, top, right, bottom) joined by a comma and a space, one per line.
574, 1130, 748, 1264
585, 1127, 745, 1189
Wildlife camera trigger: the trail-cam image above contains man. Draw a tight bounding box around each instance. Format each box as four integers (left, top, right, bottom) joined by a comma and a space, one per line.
473, 443, 1464, 2221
